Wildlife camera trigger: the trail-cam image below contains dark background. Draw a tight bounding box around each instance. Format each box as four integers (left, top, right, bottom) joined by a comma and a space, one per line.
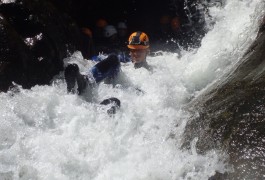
51, 0, 187, 33
0, 0, 204, 91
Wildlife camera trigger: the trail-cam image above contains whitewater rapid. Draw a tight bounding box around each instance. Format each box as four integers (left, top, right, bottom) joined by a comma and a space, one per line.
0, 0, 264, 179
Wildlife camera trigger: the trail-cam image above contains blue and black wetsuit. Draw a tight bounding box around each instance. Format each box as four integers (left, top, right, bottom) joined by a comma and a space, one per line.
64, 54, 122, 115
64, 54, 124, 95
64, 51, 152, 95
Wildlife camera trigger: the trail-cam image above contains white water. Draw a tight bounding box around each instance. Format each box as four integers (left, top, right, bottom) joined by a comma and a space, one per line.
0, 1, 264, 179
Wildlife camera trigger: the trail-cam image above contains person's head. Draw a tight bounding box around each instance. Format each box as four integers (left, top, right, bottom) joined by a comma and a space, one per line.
127, 31, 150, 64
96, 18, 108, 29
117, 22, 127, 38
171, 17, 181, 32
104, 25, 118, 43
81, 27, 93, 38
95, 18, 108, 39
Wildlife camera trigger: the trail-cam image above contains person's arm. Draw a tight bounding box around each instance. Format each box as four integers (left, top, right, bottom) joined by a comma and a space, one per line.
92, 52, 131, 63
109, 70, 145, 95
117, 52, 131, 63
91, 53, 108, 62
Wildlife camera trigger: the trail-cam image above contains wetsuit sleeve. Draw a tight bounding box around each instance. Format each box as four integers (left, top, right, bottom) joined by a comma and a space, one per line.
92, 52, 131, 63
91, 54, 108, 62
117, 52, 131, 63
90, 54, 121, 83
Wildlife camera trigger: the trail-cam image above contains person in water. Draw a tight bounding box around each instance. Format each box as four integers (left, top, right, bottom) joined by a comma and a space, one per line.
127, 31, 152, 71
64, 31, 152, 112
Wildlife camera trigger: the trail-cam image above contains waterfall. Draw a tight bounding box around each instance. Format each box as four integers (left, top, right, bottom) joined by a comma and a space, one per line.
0, 0, 264, 179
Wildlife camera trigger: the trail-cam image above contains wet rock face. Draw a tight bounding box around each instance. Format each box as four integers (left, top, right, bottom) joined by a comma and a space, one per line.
0, 0, 82, 91
183, 30, 265, 179
0, 13, 30, 91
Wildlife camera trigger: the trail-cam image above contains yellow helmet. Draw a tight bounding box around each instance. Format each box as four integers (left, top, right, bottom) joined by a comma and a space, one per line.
127, 31, 149, 49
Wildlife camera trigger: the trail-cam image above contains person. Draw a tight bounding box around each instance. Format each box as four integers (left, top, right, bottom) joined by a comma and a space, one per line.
117, 22, 128, 46
64, 54, 121, 114
92, 25, 130, 63
167, 16, 185, 51
64, 54, 120, 95
64, 31, 152, 110
152, 16, 183, 55
80, 27, 96, 59
93, 18, 108, 48
92, 31, 152, 70
127, 31, 152, 71
94, 25, 120, 55
157, 15, 171, 42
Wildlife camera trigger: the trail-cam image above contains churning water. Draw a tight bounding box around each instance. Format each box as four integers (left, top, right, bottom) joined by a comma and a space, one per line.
0, 0, 264, 179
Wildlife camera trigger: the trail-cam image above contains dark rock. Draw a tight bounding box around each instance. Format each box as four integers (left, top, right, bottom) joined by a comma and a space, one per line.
0, 0, 82, 91
182, 27, 265, 179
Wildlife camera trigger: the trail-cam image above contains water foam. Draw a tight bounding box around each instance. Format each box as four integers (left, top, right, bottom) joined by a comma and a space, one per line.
0, 0, 264, 179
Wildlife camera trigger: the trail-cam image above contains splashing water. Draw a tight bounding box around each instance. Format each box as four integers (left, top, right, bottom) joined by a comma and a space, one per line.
0, 0, 264, 179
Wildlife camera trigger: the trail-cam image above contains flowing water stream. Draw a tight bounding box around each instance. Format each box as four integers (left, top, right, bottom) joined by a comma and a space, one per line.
0, 0, 264, 179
